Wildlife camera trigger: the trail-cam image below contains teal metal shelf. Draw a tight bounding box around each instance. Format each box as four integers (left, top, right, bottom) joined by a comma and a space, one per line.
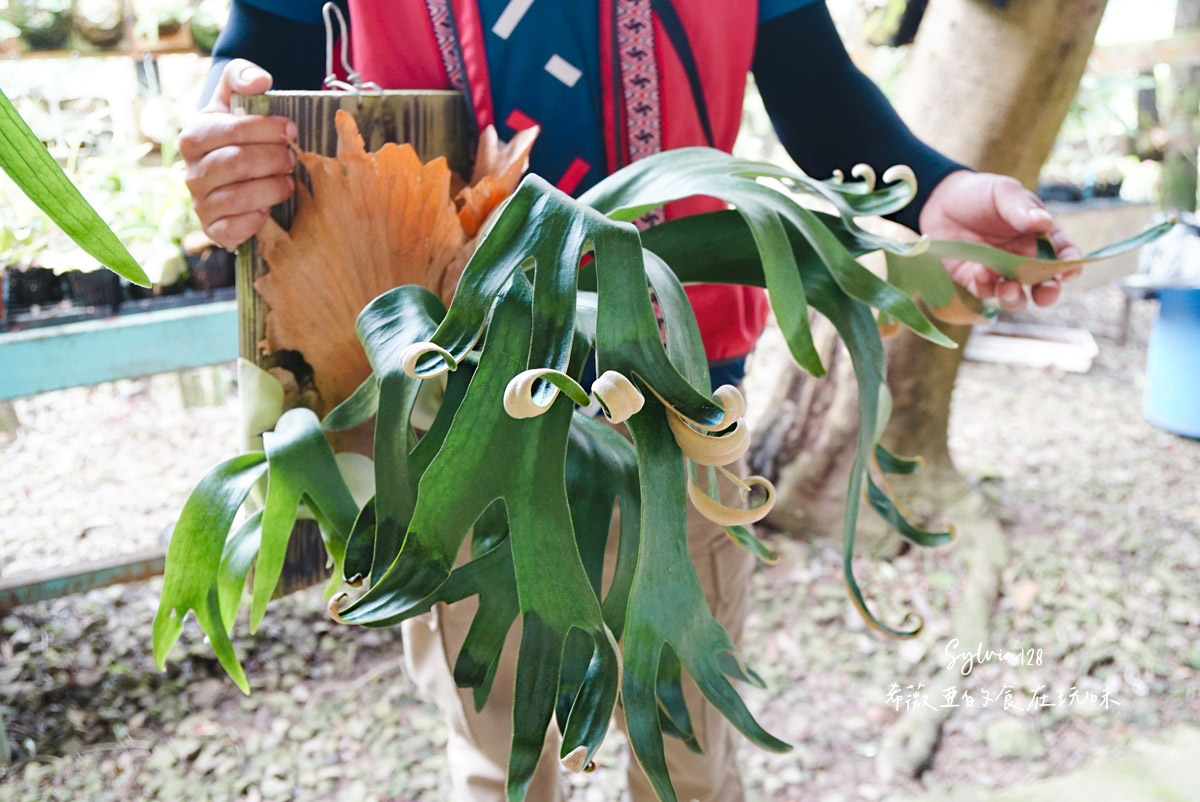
0, 300, 238, 401
0, 548, 167, 613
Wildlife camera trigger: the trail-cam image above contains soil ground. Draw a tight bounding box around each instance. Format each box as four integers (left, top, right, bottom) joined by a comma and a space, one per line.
1, 285, 1197, 801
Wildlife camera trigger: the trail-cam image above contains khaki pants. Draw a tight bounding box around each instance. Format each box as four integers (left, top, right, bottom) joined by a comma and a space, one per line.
401, 457, 756, 802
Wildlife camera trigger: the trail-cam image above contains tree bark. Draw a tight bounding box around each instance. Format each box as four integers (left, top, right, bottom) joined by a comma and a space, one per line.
751, 0, 1111, 780
752, 0, 1109, 543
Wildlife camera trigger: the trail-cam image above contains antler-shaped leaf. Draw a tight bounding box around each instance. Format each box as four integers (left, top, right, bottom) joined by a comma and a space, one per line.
152, 453, 268, 692
643, 210, 932, 637
335, 278, 620, 798
581, 148, 956, 376
154, 131, 1172, 800
882, 218, 1179, 325
248, 408, 359, 631
621, 399, 790, 802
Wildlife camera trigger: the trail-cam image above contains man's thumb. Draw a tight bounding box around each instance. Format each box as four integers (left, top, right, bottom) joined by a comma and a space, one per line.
208, 59, 273, 112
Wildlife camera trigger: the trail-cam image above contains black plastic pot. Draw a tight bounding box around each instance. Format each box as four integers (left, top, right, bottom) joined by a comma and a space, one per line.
185, 247, 235, 291
1093, 179, 1124, 199
65, 269, 121, 312
5, 265, 65, 307
1037, 182, 1084, 204
124, 275, 188, 301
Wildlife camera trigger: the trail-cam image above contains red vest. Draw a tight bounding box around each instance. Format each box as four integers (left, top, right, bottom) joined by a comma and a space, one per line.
346, 0, 770, 361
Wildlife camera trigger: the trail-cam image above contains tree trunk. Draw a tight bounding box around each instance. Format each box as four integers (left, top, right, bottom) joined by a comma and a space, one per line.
750, 0, 1111, 779
752, 0, 1109, 543
1161, 0, 1200, 213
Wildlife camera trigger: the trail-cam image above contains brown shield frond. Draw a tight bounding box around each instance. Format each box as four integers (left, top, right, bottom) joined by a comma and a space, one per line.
438, 125, 541, 299
456, 124, 539, 237
255, 112, 539, 414
255, 111, 466, 412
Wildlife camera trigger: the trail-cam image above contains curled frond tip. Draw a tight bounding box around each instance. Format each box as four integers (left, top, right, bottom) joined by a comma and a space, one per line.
401, 341, 457, 379
327, 592, 357, 626
592, 370, 645, 424
503, 368, 588, 419
687, 473, 776, 526
852, 163, 877, 193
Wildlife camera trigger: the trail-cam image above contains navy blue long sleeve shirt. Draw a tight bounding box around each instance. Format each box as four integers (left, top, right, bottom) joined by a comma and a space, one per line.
204, 0, 963, 233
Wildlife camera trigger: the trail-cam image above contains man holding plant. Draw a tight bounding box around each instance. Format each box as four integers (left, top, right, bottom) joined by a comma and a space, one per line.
178, 1, 1079, 799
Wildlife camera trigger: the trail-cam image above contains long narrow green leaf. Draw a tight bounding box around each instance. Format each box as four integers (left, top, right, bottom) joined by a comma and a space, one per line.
322, 374, 380, 432
657, 210, 925, 638
876, 445, 921, 476
897, 218, 1178, 287
557, 411, 639, 733
655, 645, 702, 753
591, 220, 724, 428
217, 509, 264, 632
642, 250, 709, 392
341, 497, 377, 584
0, 88, 149, 285
865, 477, 954, 548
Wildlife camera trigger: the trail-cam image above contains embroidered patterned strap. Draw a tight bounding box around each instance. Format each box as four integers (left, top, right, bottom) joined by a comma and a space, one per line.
616, 0, 664, 226
424, 0, 466, 90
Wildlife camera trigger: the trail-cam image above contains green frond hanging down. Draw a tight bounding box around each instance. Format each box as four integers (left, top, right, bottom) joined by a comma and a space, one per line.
152, 147, 1168, 801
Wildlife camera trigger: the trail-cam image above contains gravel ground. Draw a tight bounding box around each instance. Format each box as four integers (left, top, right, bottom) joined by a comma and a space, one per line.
2, 284, 1197, 801
0, 371, 239, 576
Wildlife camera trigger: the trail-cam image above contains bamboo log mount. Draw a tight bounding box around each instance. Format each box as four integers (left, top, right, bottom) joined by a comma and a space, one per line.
232, 90, 473, 596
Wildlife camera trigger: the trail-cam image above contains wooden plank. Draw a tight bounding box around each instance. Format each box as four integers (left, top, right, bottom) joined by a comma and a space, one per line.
0, 547, 166, 612
231, 90, 473, 382
1090, 30, 1200, 74
230, 90, 473, 596
0, 301, 237, 401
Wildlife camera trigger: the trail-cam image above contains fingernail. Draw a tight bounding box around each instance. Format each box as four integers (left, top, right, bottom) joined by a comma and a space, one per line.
285, 120, 298, 141
1035, 281, 1060, 306
239, 64, 269, 84
1027, 208, 1053, 224
1061, 247, 1082, 260
288, 149, 297, 167
999, 284, 1021, 303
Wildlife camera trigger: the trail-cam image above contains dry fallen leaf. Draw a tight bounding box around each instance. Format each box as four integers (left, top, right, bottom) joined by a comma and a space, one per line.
255, 111, 538, 413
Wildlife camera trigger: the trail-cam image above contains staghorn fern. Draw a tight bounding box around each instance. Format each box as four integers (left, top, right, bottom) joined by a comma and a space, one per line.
150, 147, 1169, 802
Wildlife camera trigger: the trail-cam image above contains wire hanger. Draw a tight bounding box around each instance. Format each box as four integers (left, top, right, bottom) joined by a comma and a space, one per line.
322, 3, 382, 97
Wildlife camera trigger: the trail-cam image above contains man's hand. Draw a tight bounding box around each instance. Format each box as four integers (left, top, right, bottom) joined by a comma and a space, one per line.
918, 170, 1082, 313
180, 59, 298, 250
